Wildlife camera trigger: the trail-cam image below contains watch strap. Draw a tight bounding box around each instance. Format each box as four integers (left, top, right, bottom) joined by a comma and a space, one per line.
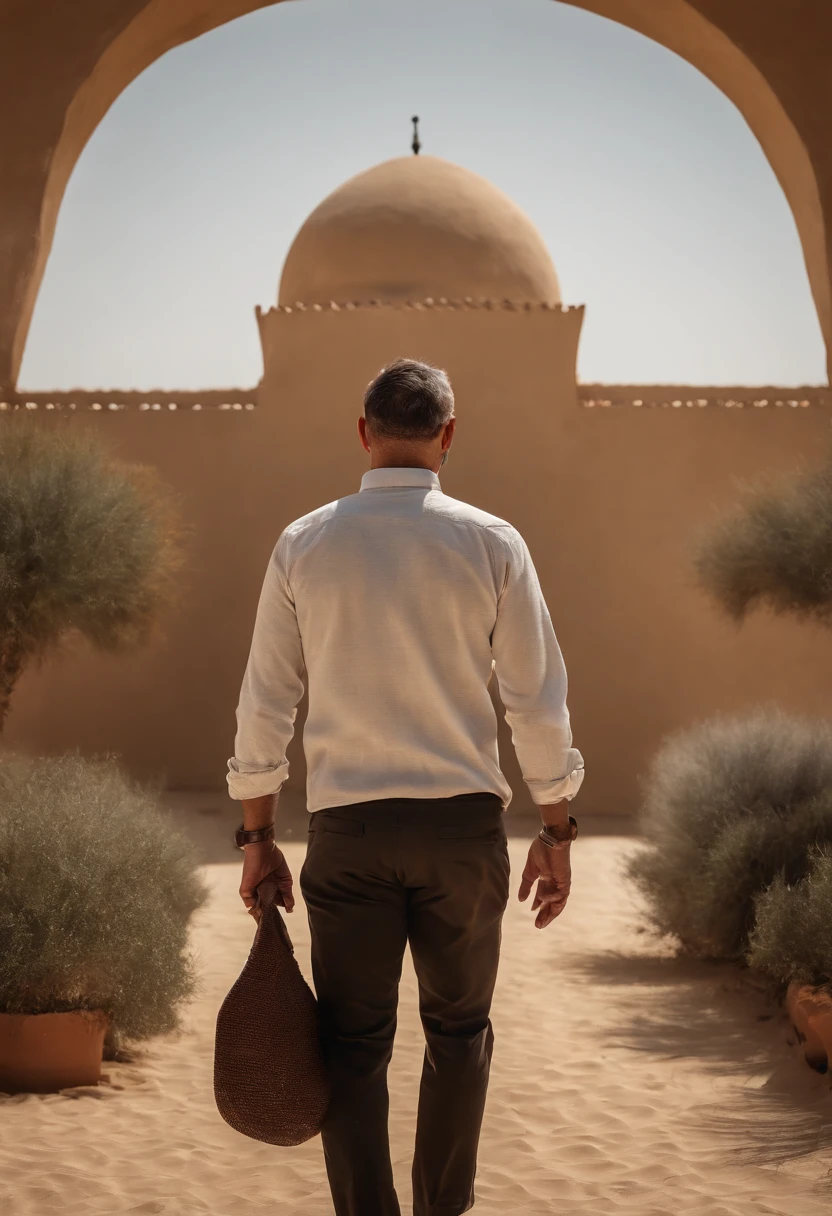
235, 823, 275, 849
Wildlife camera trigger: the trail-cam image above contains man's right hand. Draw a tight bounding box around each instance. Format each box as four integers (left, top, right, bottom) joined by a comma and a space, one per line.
239, 840, 295, 922
518, 836, 572, 929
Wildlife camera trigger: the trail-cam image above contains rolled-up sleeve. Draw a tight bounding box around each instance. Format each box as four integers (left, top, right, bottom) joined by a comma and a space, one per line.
226, 530, 306, 801
489, 525, 584, 804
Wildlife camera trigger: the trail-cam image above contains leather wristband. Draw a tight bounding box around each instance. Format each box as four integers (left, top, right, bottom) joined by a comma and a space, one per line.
539, 815, 578, 849
235, 823, 275, 849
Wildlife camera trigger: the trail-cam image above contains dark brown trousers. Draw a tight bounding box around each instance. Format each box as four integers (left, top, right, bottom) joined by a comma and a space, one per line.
299, 791, 510, 1216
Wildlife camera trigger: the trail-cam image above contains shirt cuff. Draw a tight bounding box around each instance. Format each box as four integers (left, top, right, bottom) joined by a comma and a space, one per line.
226, 757, 289, 801
525, 748, 585, 805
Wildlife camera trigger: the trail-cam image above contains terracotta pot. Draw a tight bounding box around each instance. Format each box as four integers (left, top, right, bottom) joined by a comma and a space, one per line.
0, 1010, 109, 1094
785, 982, 832, 1072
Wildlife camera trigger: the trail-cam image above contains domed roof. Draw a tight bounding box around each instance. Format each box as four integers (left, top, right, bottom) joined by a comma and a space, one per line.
278, 155, 560, 307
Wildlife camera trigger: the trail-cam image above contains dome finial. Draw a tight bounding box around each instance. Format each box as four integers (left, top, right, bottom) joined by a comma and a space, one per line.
411, 115, 421, 156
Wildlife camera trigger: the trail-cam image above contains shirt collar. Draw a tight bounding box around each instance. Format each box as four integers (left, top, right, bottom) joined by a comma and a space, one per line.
360, 467, 442, 492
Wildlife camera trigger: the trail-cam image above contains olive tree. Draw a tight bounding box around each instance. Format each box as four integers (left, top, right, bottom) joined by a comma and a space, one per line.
0, 417, 185, 729
626, 710, 832, 960
694, 454, 832, 625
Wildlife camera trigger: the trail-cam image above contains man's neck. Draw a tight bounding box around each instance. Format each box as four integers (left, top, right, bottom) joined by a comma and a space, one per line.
370, 461, 437, 471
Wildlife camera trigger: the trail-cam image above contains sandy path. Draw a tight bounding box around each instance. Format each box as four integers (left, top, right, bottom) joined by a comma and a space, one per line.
2, 838, 832, 1215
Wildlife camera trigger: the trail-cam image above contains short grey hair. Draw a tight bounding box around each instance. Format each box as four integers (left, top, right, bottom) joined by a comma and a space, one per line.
363, 358, 455, 441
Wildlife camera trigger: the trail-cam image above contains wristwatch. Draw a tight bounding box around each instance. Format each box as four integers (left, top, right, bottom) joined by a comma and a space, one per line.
538, 816, 578, 849
235, 823, 275, 849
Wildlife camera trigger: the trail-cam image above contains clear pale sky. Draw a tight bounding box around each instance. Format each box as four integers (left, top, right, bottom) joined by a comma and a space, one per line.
19, 0, 827, 390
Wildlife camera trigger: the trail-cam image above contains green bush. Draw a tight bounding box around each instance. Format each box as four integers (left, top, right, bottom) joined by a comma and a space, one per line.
694, 456, 832, 626
748, 849, 832, 990
0, 417, 185, 730
626, 709, 832, 960
0, 752, 209, 1047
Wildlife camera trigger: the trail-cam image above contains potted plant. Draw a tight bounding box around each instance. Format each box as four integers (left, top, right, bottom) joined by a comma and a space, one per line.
749, 849, 832, 1072
0, 752, 208, 1093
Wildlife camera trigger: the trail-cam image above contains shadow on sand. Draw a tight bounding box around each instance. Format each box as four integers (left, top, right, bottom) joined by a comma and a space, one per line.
561, 945, 832, 1173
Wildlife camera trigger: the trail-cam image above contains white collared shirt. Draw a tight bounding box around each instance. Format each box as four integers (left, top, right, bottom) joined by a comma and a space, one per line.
227, 466, 584, 812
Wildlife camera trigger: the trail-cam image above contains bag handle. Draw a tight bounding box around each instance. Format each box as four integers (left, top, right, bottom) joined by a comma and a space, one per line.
254, 872, 296, 954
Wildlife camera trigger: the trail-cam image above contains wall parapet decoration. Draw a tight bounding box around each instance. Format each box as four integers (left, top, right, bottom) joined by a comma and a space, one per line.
7, 383, 830, 414
578, 384, 832, 409
259, 299, 583, 317
1, 389, 258, 412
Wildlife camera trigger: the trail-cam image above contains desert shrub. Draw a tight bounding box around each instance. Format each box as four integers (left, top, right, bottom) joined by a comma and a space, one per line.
748, 848, 832, 990
694, 456, 832, 626
626, 709, 832, 960
0, 752, 209, 1047
0, 417, 185, 729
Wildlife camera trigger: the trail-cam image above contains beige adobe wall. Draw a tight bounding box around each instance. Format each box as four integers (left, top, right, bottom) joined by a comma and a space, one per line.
8, 304, 832, 817
555, 402, 832, 816
3, 0, 832, 389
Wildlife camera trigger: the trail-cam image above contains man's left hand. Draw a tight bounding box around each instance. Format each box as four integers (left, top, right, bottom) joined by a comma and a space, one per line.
518, 836, 571, 929
239, 840, 295, 922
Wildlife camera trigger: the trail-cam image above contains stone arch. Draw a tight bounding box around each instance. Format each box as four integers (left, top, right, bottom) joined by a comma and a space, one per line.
4, 0, 829, 388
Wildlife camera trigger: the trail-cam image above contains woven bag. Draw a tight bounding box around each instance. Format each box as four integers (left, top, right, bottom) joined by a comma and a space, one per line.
213, 871, 330, 1145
